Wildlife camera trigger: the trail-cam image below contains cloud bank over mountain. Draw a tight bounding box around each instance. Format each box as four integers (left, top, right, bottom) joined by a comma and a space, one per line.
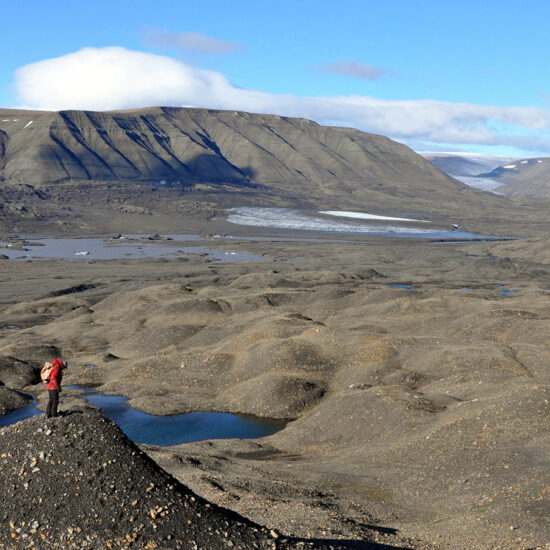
13, 46, 550, 156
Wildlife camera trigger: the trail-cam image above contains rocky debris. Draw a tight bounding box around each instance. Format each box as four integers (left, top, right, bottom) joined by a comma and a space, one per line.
0, 345, 61, 365
0, 386, 32, 414
0, 411, 396, 549
0, 356, 40, 389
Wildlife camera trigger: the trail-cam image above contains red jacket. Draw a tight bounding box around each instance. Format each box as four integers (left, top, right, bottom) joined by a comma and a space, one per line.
46, 359, 64, 390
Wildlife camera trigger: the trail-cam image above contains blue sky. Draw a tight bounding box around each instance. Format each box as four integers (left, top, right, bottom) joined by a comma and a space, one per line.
2, 0, 550, 157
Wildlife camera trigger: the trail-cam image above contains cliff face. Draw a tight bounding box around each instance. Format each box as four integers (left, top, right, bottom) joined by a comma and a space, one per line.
0, 106, 461, 198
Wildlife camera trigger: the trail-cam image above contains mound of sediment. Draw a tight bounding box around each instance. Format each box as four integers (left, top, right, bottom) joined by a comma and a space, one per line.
0, 356, 40, 389
0, 386, 32, 414
0, 411, 357, 549
228, 270, 383, 290
219, 370, 326, 418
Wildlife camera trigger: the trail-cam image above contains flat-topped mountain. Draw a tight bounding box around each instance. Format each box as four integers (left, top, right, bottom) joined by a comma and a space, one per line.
0, 106, 487, 207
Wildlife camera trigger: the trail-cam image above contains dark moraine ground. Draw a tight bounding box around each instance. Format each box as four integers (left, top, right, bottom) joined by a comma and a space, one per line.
0, 230, 549, 549
0, 410, 413, 549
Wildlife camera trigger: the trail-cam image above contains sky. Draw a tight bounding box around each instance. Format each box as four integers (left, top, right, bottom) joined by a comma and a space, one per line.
2, 0, 550, 158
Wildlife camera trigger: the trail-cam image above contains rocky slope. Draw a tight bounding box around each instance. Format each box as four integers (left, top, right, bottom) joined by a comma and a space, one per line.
0, 410, 403, 549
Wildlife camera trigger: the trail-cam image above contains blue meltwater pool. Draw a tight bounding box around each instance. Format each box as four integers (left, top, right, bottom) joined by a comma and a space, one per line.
76, 389, 286, 446
0, 387, 286, 446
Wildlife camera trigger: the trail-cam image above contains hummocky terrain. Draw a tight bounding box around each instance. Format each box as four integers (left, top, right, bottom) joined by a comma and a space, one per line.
1, 234, 550, 549
1, 107, 550, 549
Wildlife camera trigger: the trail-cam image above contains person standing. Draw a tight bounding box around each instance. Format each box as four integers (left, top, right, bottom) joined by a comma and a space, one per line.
46, 358, 68, 418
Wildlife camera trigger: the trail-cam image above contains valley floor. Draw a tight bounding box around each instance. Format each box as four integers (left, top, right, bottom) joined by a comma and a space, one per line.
1, 229, 549, 549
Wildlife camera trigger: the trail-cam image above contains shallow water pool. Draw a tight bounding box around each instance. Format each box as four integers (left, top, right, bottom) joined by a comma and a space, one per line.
0, 235, 264, 262
0, 401, 41, 427
0, 388, 286, 446
387, 284, 414, 290
75, 389, 286, 446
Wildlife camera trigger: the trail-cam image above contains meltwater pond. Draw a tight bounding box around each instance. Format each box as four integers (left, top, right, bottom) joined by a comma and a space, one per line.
74, 387, 286, 446
0, 235, 264, 262
0, 400, 41, 427
74, 389, 286, 446
0, 389, 286, 445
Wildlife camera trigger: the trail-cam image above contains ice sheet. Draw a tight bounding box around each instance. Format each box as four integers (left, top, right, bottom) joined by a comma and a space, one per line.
226, 207, 499, 239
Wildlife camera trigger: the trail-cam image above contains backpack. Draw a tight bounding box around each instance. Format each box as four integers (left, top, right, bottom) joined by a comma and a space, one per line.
40, 362, 53, 383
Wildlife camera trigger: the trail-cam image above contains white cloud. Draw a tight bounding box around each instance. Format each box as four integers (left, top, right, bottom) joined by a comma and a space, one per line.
14, 47, 236, 112
315, 60, 385, 80
142, 28, 244, 54
13, 47, 550, 155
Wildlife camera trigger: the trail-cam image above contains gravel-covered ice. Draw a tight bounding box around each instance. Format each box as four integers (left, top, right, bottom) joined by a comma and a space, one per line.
227, 207, 499, 239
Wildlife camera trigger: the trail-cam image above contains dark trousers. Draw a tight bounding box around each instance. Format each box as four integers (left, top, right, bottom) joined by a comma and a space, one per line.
46, 389, 60, 418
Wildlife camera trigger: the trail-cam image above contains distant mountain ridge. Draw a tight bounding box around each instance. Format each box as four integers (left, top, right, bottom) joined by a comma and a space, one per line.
0, 106, 519, 238
423, 151, 550, 197
479, 157, 550, 197
421, 152, 515, 177
421, 152, 518, 193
